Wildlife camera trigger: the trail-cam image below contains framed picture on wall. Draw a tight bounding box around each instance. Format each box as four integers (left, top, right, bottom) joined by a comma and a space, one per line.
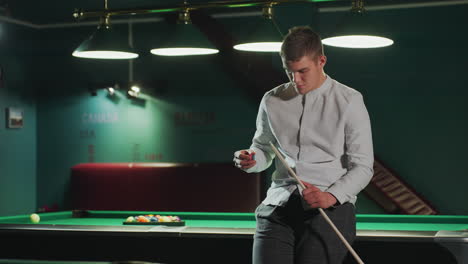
6, 107, 24, 128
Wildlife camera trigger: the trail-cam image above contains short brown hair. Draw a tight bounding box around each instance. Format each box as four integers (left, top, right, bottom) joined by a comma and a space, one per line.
280, 26, 324, 61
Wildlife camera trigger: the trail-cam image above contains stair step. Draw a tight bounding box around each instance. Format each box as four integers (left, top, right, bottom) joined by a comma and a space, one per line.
381, 182, 402, 193
364, 159, 439, 215
386, 184, 404, 194
406, 203, 427, 214
397, 196, 417, 205
372, 171, 386, 181
400, 199, 420, 210
414, 207, 433, 215
375, 177, 397, 188
387, 188, 407, 198
393, 191, 411, 202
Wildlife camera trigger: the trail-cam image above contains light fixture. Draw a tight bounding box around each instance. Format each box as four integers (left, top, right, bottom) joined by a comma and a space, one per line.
127, 84, 141, 98
150, 8, 219, 56
72, 0, 139, 59
233, 4, 283, 52
88, 83, 120, 96
322, 0, 393, 49
107, 86, 115, 95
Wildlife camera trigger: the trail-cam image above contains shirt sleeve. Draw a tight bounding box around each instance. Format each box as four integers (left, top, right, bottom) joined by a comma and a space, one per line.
244, 95, 276, 173
326, 94, 374, 204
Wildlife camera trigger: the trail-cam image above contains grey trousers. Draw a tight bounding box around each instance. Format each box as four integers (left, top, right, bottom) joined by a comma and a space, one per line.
253, 190, 356, 264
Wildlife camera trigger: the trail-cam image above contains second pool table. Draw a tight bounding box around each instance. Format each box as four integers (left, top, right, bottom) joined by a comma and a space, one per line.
0, 210, 466, 264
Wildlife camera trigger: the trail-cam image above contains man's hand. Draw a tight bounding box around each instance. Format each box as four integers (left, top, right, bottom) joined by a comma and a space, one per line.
301, 181, 338, 209
233, 150, 256, 170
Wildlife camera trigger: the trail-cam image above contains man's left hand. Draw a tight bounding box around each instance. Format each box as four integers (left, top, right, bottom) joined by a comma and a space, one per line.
301, 181, 338, 209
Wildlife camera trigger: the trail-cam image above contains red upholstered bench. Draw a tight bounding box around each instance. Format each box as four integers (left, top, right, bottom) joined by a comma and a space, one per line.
71, 163, 263, 212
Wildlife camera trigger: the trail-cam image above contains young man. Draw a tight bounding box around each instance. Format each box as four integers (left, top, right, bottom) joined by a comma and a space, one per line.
233, 26, 374, 264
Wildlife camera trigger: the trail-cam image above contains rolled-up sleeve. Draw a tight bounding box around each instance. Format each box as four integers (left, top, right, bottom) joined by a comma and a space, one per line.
244, 95, 276, 173
326, 94, 374, 204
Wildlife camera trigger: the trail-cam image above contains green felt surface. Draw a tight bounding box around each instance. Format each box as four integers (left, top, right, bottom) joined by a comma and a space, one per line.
1, 211, 467, 231
356, 214, 468, 231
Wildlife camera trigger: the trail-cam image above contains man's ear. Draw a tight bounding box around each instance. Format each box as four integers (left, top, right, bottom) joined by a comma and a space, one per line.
319, 55, 327, 68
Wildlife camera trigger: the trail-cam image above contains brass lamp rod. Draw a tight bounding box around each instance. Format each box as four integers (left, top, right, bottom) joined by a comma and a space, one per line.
351, 0, 365, 13
73, 0, 339, 19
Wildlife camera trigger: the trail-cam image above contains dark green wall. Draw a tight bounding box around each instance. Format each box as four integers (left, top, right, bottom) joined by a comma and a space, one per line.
34, 21, 259, 210
320, 6, 468, 214
0, 23, 37, 216
1, 3, 467, 216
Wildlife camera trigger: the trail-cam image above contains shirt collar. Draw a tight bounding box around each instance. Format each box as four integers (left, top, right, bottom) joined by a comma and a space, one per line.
305, 74, 332, 97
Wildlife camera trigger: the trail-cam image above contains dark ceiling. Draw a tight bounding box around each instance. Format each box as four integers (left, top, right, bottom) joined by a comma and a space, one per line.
1, 0, 463, 25
1, 0, 465, 102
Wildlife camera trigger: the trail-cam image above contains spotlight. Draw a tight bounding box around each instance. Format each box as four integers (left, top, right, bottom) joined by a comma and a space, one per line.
105, 83, 120, 96
107, 87, 115, 95
128, 85, 141, 98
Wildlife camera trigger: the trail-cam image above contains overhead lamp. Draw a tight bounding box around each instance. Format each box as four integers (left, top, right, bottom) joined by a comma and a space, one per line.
72, 13, 139, 59
150, 8, 219, 56
322, 0, 393, 49
233, 4, 283, 52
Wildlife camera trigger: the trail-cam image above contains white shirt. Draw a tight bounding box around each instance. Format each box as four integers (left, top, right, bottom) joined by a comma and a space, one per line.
245, 75, 374, 206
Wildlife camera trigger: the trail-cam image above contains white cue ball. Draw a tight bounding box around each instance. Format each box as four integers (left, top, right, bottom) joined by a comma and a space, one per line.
30, 213, 40, 223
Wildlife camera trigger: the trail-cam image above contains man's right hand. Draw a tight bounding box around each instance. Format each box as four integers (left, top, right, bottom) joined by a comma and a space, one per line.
233, 149, 256, 170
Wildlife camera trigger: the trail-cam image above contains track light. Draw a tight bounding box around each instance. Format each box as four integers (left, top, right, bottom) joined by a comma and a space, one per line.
127, 84, 141, 98
107, 87, 115, 95
89, 83, 120, 96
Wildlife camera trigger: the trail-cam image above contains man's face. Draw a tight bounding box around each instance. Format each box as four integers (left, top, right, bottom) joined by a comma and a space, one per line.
283, 54, 327, 95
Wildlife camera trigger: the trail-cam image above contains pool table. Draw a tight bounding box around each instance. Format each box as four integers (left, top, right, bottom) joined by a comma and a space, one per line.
0, 211, 466, 264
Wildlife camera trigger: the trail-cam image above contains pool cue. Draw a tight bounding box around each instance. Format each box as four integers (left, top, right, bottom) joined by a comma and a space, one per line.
268, 142, 365, 264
